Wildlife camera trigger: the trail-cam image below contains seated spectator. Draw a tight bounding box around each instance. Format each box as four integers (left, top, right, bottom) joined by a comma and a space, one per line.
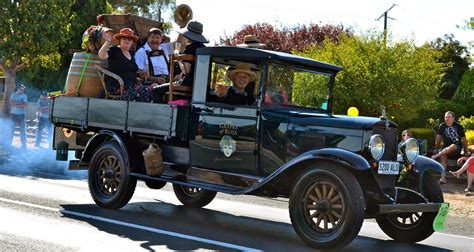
449, 153, 474, 193
398, 129, 412, 151
98, 28, 151, 102
151, 20, 208, 103
431, 111, 471, 184
208, 63, 256, 105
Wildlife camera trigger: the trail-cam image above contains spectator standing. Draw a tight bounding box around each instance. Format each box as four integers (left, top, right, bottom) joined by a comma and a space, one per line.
431, 111, 471, 183
35, 91, 52, 148
9, 84, 28, 149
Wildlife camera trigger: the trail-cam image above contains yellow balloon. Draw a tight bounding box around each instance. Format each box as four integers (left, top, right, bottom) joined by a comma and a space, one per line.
347, 107, 359, 116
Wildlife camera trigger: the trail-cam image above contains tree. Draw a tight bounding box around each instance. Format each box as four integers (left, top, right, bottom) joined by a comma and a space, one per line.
219, 23, 352, 52
0, 0, 72, 115
108, 0, 175, 22
16, 0, 109, 93
298, 33, 445, 126
430, 34, 471, 99
453, 69, 474, 116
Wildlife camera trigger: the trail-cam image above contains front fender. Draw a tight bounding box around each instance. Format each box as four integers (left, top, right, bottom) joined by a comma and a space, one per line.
248, 148, 370, 194
413, 155, 444, 195
81, 130, 129, 167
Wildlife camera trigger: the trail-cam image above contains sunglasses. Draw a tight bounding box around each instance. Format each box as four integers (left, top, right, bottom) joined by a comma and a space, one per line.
121, 37, 134, 41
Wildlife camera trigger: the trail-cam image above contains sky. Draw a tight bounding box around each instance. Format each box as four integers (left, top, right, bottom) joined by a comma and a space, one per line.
172, 0, 473, 47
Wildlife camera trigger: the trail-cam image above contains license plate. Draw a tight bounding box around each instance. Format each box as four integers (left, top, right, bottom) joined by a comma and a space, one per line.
378, 161, 400, 175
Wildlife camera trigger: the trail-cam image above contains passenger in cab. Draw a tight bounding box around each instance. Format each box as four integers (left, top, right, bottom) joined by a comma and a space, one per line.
151, 20, 208, 103
209, 63, 256, 105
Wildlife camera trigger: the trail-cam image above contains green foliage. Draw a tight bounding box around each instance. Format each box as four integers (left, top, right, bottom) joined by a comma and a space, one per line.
298, 32, 445, 126
430, 34, 471, 99
108, 0, 175, 22
0, 0, 72, 68
459, 116, 474, 130
466, 130, 474, 145
409, 128, 436, 148
414, 99, 468, 128
453, 69, 474, 113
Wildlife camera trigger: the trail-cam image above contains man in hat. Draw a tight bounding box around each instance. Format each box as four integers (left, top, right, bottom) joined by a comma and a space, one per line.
9, 84, 28, 148
151, 20, 209, 103
35, 91, 52, 148
209, 63, 256, 105
135, 28, 179, 85
236, 35, 266, 49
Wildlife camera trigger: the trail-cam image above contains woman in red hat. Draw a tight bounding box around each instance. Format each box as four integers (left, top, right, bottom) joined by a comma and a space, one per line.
98, 28, 150, 101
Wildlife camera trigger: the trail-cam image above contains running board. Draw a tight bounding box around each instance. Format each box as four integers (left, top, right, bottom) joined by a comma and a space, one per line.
68, 160, 88, 170
378, 203, 443, 214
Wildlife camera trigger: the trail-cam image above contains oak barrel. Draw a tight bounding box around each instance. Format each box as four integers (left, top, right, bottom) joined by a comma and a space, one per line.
65, 53, 107, 97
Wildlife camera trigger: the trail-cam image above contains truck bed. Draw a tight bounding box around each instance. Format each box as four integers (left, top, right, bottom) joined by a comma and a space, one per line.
51, 96, 189, 140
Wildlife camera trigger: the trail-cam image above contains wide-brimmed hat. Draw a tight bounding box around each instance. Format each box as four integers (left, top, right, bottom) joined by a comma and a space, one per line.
237, 35, 265, 48
227, 64, 256, 82
113, 28, 139, 42
178, 20, 209, 43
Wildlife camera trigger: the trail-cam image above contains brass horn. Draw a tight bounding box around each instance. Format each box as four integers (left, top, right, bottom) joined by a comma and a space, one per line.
174, 4, 193, 28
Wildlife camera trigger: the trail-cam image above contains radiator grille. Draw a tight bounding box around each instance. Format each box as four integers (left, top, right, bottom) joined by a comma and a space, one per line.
373, 126, 398, 161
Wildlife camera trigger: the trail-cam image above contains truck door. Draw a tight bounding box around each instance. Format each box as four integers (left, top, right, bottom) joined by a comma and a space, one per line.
190, 104, 259, 175
189, 56, 260, 175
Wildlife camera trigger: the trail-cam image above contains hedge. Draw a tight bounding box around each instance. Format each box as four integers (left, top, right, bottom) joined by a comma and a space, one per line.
408, 128, 436, 149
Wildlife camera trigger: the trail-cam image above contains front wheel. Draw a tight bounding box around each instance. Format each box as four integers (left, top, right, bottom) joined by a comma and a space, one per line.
172, 184, 217, 208
289, 165, 365, 250
375, 172, 444, 243
88, 142, 137, 209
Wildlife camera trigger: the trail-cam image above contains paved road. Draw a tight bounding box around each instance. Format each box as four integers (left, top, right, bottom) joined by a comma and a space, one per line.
0, 159, 473, 252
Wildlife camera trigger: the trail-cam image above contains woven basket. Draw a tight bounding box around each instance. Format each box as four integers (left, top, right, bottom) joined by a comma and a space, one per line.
143, 143, 164, 176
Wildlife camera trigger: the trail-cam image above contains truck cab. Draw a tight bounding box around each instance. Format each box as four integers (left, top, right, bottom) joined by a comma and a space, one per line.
52, 46, 446, 250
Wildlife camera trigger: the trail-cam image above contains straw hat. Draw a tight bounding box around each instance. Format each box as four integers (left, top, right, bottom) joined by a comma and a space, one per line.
227, 64, 256, 82
113, 28, 139, 42
237, 35, 265, 48
178, 20, 209, 43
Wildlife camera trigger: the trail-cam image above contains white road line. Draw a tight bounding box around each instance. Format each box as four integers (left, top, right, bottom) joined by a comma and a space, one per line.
0, 197, 262, 252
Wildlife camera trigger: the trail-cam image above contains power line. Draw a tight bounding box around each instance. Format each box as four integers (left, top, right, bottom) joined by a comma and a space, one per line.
376, 4, 397, 44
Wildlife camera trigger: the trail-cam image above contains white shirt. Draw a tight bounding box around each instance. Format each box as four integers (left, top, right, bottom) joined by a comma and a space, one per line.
134, 42, 173, 76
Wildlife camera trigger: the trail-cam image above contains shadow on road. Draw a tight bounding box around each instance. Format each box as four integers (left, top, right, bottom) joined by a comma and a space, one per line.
59, 201, 450, 251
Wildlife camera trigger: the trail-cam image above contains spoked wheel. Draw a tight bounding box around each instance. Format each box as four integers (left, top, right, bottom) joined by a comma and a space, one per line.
376, 173, 444, 243
88, 142, 136, 209
289, 166, 365, 250
172, 184, 217, 208
304, 181, 345, 232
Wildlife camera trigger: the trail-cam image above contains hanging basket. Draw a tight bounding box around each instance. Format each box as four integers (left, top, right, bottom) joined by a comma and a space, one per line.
142, 143, 164, 176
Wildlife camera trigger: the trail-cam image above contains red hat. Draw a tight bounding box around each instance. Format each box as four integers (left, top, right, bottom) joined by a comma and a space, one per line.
113, 28, 139, 42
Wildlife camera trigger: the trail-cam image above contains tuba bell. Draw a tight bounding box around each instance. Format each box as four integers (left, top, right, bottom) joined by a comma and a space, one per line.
174, 4, 193, 28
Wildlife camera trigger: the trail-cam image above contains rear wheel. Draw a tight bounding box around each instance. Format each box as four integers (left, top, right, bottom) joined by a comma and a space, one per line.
88, 142, 136, 209
172, 184, 217, 208
375, 173, 444, 242
289, 166, 365, 250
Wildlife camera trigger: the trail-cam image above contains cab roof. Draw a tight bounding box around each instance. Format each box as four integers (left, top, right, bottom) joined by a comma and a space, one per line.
196, 46, 343, 73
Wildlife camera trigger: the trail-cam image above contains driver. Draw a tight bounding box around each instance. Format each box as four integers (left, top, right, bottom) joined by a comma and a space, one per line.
209, 63, 256, 105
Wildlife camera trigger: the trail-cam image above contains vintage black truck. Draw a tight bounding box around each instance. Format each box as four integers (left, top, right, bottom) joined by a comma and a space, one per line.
51, 46, 446, 249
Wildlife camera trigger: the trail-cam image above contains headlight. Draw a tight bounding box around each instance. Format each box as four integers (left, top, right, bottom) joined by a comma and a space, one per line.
400, 138, 419, 163
369, 134, 385, 161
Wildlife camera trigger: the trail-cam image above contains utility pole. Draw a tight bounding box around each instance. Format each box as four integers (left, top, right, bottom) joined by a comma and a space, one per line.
376, 4, 397, 45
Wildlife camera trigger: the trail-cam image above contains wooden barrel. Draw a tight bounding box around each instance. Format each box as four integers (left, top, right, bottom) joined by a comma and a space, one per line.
65, 53, 107, 97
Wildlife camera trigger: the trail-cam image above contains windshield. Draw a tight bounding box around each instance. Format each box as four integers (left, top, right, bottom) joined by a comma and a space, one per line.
266, 63, 332, 110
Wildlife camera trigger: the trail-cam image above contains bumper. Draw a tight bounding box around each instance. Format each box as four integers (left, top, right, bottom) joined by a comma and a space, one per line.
378, 203, 443, 214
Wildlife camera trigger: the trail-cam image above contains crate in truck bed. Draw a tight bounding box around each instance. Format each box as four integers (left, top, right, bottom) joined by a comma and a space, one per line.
51, 96, 189, 139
